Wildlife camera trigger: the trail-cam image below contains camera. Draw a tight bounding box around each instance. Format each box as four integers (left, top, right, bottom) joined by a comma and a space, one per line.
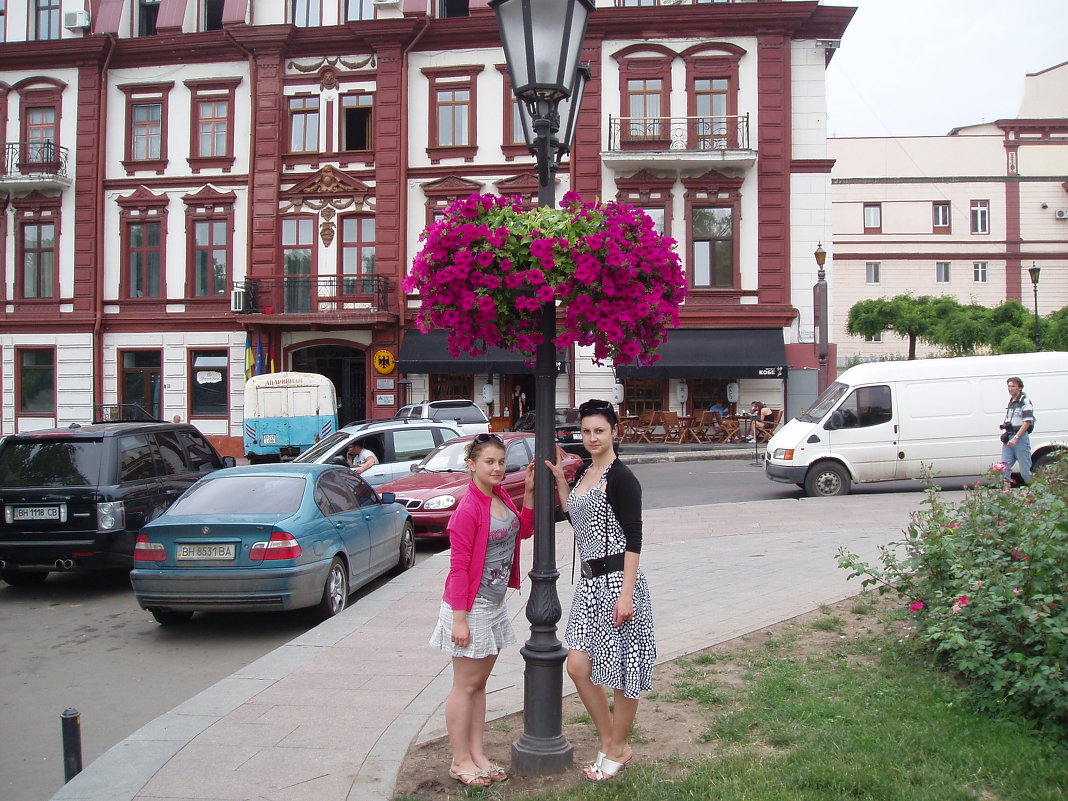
999, 423, 1017, 444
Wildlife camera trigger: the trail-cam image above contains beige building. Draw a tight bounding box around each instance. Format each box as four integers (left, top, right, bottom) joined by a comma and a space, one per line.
828, 61, 1068, 363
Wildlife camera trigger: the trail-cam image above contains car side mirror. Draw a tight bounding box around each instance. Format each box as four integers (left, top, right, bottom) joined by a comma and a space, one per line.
825, 411, 843, 431
222, 456, 237, 468
379, 492, 397, 504
328, 454, 348, 466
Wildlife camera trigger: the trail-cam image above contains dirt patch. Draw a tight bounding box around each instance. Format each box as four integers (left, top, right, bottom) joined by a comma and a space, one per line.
394, 593, 903, 800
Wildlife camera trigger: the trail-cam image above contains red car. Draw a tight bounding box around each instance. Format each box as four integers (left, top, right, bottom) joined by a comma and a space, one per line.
377, 432, 583, 539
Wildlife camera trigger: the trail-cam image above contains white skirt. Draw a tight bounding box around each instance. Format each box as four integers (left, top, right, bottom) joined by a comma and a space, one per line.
430, 597, 516, 659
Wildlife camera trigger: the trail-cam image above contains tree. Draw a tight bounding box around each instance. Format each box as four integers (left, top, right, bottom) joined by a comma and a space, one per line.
846, 295, 956, 359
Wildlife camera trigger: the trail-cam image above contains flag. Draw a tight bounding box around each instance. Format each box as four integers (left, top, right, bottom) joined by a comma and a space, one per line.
254, 334, 266, 376
268, 338, 277, 373
244, 332, 254, 382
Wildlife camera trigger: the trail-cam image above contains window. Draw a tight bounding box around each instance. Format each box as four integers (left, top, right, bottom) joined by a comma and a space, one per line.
423, 66, 482, 162
192, 220, 227, 296
621, 378, 662, 415
292, 0, 319, 26
132, 103, 163, 160
1, 1, 6, 43
282, 217, 314, 313
864, 333, 883, 343
24, 106, 57, 165
120, 350, 162, 420
392, 429, 440, 462
17, 348, 55, 414
288, 96, 319, 153
126, 221, 163, 297
693, 78, 730, 149
936, 262, 951, 284
186, 79, 240, 170
863, 203, 882, 232
440, 0, 468, 17
865, 262, 880, 284
120, 83, 172, 171
642, 207, 665, 235
34, 0, 60, 40
20, 221, 56, 298
436, 87, 470, 146
203, 0, 224, 30
691, 207, 733, 287
933, 201, 950, 231
195, 99, 227, 157
626, 79, 664, 139
341, 94, 373, 151
970, 199, 989, 234
340, 215, 375, 294
139, 0, 160, 36
836, 385, 892, 429
973, 262, 988, 283
189, 350, 228, 417
346, 0, 374, 20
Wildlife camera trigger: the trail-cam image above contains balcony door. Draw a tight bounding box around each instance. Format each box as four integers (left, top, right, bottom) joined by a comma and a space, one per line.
282, 217, 313, 314
120, 350, 162, 420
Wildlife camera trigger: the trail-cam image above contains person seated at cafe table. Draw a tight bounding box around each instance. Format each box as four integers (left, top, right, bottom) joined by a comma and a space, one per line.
707, 400, 727, 416
746, 402, 775, 442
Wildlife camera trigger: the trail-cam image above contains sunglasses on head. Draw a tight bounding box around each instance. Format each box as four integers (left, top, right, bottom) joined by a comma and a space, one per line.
579, 399, 614, 415
473, 432, 503, 444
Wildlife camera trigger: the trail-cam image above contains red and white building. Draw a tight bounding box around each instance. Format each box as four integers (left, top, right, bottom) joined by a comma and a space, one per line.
0, 0, 853, 455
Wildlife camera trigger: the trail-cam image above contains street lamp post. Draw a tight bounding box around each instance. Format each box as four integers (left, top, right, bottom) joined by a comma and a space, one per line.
1027, 262, 1041, 351
492, 0, 593, 775
813, 243, 829, 392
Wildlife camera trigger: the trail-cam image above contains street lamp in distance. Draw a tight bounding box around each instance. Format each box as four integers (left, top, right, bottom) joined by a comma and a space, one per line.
491, 0, 594, 776
813, 243, 829, 392
1027, 262, 1041, 350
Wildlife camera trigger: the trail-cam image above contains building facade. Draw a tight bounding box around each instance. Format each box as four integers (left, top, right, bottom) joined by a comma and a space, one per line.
829, 61, 1068, 363
0, 0, 852, 455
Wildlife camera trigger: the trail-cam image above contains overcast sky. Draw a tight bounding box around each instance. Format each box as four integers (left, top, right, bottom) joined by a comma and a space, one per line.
824, 0, 1068, 138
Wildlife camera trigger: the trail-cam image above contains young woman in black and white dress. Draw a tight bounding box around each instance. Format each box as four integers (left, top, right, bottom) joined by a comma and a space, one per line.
546, 399, 655, 782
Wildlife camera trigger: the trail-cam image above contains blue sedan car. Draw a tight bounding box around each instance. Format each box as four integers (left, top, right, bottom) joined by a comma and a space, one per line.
130, 463, 415, 625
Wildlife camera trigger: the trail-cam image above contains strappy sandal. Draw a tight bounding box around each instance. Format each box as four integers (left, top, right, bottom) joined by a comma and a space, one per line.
448, 767, 491, 787
483, 764, 509, 782
583, 753, 630, 782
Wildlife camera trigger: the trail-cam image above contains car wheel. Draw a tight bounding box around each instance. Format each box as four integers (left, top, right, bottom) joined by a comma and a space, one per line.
0, 569, 49, 587
1032, 449, 1063, 476
804, 462, 850, 497
317, 557, 348, 619
395, 521, 416, 573
150, 608, 194, 625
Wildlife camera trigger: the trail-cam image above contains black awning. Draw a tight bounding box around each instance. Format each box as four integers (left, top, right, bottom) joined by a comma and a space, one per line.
616, 328, 787, 380
399, 330, 540, 375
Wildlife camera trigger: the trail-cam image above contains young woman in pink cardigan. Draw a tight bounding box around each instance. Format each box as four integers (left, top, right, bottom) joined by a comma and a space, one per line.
429, 433, 534, 787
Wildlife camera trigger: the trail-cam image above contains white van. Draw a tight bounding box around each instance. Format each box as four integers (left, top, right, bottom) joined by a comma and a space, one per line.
243, 372, 338, 462
765, 352, 1068, 496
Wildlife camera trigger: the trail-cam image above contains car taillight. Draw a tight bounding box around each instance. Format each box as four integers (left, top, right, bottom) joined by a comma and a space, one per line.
97, 501, 125, 532
134, 534, 165, 562
250, 532, 302, 561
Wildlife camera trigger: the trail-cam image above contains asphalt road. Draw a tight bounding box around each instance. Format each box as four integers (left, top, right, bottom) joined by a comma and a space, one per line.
0, 459, 975, 801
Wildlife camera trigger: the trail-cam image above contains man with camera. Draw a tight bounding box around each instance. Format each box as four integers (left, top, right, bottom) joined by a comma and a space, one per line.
1000, 376, 1035, 487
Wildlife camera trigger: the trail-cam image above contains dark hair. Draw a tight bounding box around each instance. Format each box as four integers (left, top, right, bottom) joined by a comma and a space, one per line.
465, 432, 504, 461
578, 398, 618, 426
1007, 376, 1024, 389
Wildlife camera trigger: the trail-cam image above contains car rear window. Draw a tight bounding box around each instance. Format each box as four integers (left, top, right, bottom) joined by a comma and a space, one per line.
168, 475, 306, 515
0, 440, 103, 487
431, 405, 486, 423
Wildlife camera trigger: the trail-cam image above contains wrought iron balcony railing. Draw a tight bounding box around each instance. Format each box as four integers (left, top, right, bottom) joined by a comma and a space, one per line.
607, 115, 750, 153
233, 275, 392, 316
1, 142, 71, 181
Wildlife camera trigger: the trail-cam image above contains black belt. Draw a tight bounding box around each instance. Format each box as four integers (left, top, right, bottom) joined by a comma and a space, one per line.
580, 552, 625, 579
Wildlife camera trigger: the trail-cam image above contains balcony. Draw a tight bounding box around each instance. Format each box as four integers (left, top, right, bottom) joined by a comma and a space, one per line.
232, 275, 396, 328
602, 115, 756, 174
0, 142, 72, 191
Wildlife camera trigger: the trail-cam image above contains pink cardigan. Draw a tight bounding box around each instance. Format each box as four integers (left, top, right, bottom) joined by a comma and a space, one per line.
442, 483, 534, 612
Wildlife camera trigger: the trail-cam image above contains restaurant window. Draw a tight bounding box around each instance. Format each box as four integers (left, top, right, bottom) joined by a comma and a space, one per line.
691, 207, 733, 288
862, 203, 881, 232
340, 215, 375, 294
973, 261, 988, 283
189, 350, 228, 417
621, 379, 662, 416
19, 221, 56, 299
203, 0, 224, 30
120, 350, 162, 420
936, 262, 951, 284
691, 379, 730, 414
282, 216, 314, 314
347, 0, 375, 20
423, 67, 482, 162
933, 201, 950, 231
341, 94, 373, 151
970, 199, 989, 234
291, 0, 319, 26
431, 374, 473, 400
865, 262, 880, 285
289, 95, 320, 153
17, 348, 55, 414
125, 221, 163, 298
139, 0, 160, 35
34, 0, 60, 41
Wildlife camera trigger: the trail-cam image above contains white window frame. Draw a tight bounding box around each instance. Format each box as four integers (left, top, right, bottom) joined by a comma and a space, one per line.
973, 261, 988, 283
865, 262, 880, 285
936, 262, 951, 284
863, 203, 881, 230
933, 201, 950, 229
970, 199, 990, 235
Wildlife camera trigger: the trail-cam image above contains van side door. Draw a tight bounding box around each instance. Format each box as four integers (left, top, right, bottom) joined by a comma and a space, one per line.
824, 384, 901, 482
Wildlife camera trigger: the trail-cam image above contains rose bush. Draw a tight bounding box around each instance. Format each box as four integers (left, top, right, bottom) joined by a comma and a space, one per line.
837, 460, 1068, 731
404, 192, 687, 365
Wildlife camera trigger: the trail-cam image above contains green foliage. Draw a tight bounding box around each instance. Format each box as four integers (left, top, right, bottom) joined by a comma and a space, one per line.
837, 462, 1068, 731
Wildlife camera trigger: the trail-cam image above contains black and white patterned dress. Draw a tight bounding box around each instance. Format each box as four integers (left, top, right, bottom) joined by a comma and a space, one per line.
563, 464, 655, 699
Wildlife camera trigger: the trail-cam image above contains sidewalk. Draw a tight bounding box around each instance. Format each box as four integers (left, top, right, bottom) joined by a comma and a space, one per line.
53, 484, 954, 801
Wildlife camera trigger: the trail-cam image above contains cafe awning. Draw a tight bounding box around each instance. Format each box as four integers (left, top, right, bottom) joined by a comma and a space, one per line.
399, 330, 562, 375
615, 328, 788, 380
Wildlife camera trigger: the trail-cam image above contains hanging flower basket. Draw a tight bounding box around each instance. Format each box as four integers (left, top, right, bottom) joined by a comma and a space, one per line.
404, 192, 687, 366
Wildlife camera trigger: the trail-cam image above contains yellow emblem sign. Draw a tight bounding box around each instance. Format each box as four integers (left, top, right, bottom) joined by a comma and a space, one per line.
373, 349, 396, 375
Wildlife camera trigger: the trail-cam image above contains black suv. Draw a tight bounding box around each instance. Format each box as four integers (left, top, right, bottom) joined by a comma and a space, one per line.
0, 422, 235, 585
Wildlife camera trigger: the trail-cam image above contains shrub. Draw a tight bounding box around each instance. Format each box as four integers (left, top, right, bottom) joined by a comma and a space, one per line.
837, 460, 1068, 731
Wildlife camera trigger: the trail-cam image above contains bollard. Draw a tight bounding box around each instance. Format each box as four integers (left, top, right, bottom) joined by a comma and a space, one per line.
61, 708, 83, 783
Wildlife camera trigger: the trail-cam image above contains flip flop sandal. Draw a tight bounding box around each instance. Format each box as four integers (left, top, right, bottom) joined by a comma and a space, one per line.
448, 768, 491, 787
484, 764, 509, 782
583, 755, 630, 782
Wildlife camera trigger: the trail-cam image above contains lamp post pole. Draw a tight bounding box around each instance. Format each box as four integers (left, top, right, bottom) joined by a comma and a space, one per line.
492, 0, 593, 775
1027, 262, 1041, 351
813, 243, 828, 392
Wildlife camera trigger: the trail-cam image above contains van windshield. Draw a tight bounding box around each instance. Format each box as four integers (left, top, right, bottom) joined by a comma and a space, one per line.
0, 440, 103, 487
798, 382, 848, 423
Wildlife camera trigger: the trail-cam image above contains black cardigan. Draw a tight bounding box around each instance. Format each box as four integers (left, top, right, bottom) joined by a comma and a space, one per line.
574, 459, 643, 554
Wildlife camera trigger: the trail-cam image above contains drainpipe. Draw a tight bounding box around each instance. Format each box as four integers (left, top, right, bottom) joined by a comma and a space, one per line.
93, 34, 117, 419
224, 25, 256, 309
398, 18, 430, 330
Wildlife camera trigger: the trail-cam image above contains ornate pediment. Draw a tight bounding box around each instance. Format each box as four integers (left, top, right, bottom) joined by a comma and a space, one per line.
285, 165, 371, 205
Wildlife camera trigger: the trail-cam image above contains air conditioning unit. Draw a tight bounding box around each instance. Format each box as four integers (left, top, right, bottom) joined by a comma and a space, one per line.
1055, 209, 1068, 219
230, 288, 248, 313
63, 10, 91, 30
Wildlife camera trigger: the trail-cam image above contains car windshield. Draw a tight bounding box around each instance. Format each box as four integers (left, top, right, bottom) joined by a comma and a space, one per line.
416, 440, 473, 473
798, 382, 848, 423
168, 475, 307, 515
0, 440, 102, 487
293, 431, 350, 463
